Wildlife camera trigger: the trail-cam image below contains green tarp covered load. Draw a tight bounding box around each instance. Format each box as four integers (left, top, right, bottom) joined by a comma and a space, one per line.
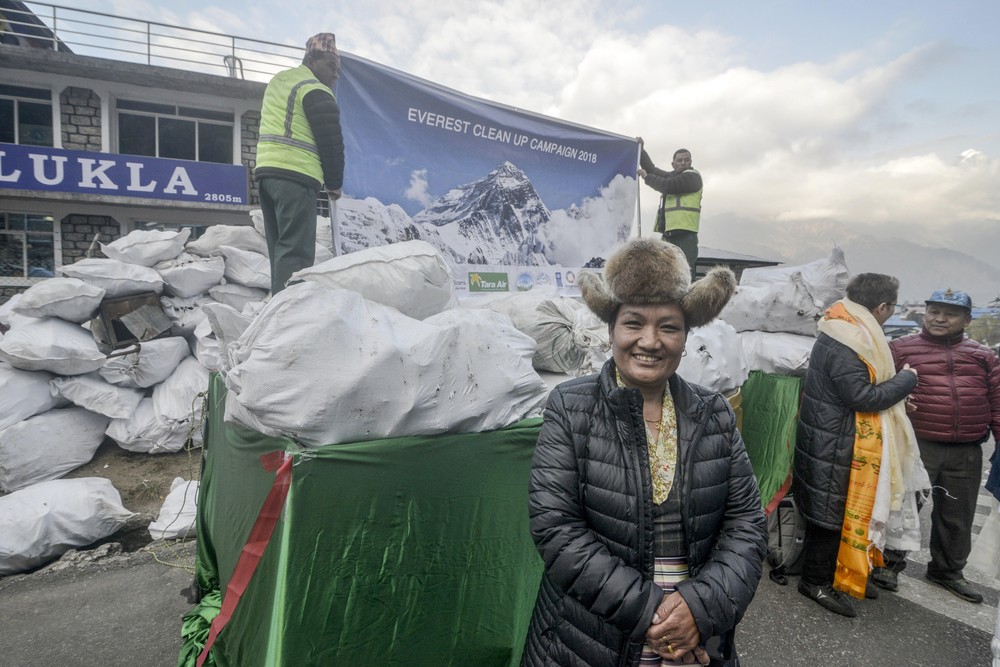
180, 374, 543, 666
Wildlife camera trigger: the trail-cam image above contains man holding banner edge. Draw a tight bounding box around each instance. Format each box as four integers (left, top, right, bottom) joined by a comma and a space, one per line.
255, 32, 345, 294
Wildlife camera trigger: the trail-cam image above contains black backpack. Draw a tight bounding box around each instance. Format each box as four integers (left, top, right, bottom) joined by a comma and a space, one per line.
765, 493, 807, 585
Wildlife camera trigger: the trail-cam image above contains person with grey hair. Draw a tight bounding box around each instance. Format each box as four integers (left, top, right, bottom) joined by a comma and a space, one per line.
520, 238, 766, 667
255, 32, 345, 294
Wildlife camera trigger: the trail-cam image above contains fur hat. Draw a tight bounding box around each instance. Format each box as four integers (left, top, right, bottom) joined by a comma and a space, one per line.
578, 238, 736, 328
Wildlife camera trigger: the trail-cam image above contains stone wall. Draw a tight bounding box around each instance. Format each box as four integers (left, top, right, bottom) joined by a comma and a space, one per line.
60, 87, 102, 151
241, 109, 260, 206
60, 214, 119, 265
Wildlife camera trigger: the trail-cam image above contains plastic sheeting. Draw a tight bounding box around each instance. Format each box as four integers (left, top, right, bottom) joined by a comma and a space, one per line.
180, 374, 543, 666
739, 370, 803, 509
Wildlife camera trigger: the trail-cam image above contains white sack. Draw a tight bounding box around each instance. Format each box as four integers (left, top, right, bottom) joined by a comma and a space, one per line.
148, 477, 200, 540
191, 318, 220, 371
160, 295, 211, 336
98, 336, 190, 388
0, 293, 23, 328
476, 292, 607, 373
739, 246, 850, 309
0, 407, 110, 493
106, 397, 188, 453
719, 272, 822, 336
290, 240, 455, 320
100, 228, 190, 267
740, 330, 816, 375
199, 302, 254, 375
49, 372, 144, 419
12, 278, 106, 322
224, 283, 546, 447
0, 317, 106, 375
186, 224, 268, 257
250, 208, 266, 236
677, 320, 749, 393
155, 253, 225, 298
214, 245, 270, 289
314, 213, 334, 252
207, 283, 268, 311
58, 258, 164, 298
153, 357, 209, 447
0, 477, 134, 575
0, 363, 59, 429
313, 242, 334, 265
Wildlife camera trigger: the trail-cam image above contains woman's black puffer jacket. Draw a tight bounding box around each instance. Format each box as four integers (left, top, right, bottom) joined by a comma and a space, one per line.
520, 361, 767, 667
794, 333, 917, 529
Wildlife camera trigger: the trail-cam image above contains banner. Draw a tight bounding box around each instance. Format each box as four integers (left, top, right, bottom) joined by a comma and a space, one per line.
0, 143, 248, 206
336, 53, 639, 295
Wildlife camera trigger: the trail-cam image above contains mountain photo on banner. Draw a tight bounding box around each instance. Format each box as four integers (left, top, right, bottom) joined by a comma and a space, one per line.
334, 52, 639, 291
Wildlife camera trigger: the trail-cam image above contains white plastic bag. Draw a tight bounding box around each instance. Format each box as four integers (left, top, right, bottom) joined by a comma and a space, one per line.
207, 283, 268, 311
12, 277, 106, 323
0, 362, 59, 430
214, 245, 270, 289
0, 407, 111, 493
186, 224, 268, 257
153, 356, 209, 447
290, 240, 455, 319
58, 258, 164, 298
148, 477, 200, 540
49, 372, 144, 419
677, 320, 749, 393
100, 228, 190, 267
739, 246, 849, 309
106, 397, 188, 454
740, 330, 815, 375
155, 252, 225, 298
0, 317, 107, 375
160, 295, 211, 336
0, 477, 134, 575
98, 336, 191, 388
224, 283, 546, 447
719, 272, 822, 336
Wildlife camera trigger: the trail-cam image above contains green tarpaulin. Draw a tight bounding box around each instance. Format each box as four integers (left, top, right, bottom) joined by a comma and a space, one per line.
739, 370, 802, 509
180, 375, 543, 666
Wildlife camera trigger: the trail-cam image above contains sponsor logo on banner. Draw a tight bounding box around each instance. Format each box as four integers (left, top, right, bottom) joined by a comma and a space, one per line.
516, 272, 534, 291
534, 272, 551, 286
469, 272, 509, 292
564, 271, 578, 286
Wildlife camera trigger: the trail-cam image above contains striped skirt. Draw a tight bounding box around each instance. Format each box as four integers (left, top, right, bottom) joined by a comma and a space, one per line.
639, 556, 690, 666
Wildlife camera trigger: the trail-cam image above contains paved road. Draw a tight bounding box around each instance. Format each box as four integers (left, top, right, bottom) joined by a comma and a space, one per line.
1, 444, 997, 666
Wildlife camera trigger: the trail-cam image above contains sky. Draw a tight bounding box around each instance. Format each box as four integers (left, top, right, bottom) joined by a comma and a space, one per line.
27, 0, 1000, 273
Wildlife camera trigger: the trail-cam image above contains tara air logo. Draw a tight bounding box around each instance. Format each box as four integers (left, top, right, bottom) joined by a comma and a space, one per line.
468, 272, 509, 292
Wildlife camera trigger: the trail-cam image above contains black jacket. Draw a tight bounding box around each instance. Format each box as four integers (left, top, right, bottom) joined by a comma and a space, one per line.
794, 333, 917, 529
521, 361, 767, 667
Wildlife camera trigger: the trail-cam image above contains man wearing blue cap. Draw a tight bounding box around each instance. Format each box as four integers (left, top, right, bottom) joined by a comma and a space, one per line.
875, 289, 1000, 603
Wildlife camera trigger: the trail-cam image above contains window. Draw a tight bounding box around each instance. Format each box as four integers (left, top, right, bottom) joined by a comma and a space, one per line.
116, 99, 234, 164
0, 211, 56, 281
0, 85, 54, 146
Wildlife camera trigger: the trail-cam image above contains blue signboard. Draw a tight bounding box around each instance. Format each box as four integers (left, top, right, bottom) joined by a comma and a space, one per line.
0, 143, 248, 205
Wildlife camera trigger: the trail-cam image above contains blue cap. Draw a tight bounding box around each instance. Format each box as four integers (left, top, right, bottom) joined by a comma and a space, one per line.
926, 288, 972, 311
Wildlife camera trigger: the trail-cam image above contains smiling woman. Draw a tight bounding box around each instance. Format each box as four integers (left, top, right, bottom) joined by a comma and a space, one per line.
521, 238, 767, 667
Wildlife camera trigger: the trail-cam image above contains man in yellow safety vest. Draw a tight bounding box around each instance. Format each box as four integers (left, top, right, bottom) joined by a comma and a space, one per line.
255, 32, 345, 294
637, 140, 702, 280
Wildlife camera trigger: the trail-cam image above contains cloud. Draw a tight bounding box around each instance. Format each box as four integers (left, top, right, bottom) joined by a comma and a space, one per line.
404, 168, 432, 208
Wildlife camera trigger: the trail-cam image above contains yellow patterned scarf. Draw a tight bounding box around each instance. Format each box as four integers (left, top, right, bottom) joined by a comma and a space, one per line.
616, 370, 679, 504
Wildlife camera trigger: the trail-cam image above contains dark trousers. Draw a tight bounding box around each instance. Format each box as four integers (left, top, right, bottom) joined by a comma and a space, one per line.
259, 177, 318, 294
883, 438, 983, 580
662, 229, 698, 280
801, 520, 841, 587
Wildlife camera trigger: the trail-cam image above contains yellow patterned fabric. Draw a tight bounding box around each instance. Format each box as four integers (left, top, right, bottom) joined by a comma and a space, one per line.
616, 370, 679, 504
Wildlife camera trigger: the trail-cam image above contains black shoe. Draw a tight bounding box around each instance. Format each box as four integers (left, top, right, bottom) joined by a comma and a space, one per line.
871, 567, 898, 592
865, 578, 879, 599
798, 581, 857, 617
925, 575, 984, 604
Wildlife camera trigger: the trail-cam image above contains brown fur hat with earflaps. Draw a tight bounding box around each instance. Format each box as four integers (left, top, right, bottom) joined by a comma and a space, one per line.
578, 238, 736, 328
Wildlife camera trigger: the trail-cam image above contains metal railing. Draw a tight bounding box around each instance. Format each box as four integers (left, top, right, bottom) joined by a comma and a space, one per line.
8, 2, 305, 81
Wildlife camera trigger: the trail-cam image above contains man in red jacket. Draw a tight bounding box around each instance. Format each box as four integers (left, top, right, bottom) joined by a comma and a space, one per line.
874, 289, 1000, 603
